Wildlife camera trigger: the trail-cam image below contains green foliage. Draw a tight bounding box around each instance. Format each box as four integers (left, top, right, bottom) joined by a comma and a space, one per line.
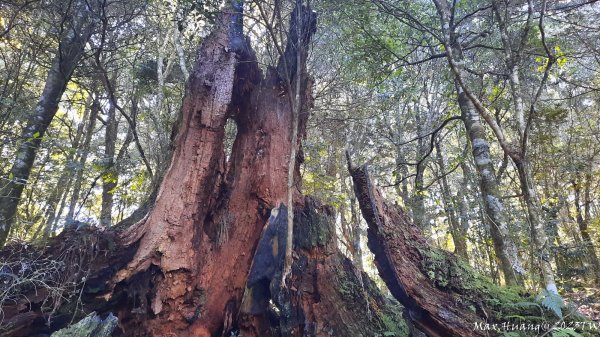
538, 290, 565, 319
551, 328, 584, 337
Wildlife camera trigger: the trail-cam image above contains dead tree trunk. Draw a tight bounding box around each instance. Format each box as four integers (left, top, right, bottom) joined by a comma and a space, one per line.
348, 162, 482, 337
0, 3, 409, 337
347, 161, 554, 337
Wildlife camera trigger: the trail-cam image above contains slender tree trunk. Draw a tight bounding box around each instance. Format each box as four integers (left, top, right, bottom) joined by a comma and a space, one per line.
43, 96, 90, 236
413, 108, 427, 230
100, 102, 118, 227
457, 161, 471, 247
435, 141, 467, 258
457, 85, 523, 286
513, 157, 557, 292
66, 97, 100, 224
349, 185, 364, 271
0, 0, 94, 247
572, 176, 600, 283
432, 0, 526, 286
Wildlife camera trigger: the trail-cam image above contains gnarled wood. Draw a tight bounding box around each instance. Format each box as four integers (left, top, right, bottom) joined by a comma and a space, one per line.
348, 162, 481, 337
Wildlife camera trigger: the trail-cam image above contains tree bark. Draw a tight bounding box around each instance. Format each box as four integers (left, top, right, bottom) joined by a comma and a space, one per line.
1, 8, 412, 334
348, 162, 482, 337
513, 157, 557, 292
109, 3, 318, 335
65, 98, 100, 225
572, 175, 600, 283
100, 101, 118, 227
412, 107, 428, 230
42, 95, 90, 236
458, 89, 523, 286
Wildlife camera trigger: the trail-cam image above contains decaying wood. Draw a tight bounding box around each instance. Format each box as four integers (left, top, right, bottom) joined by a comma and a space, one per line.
348, 162, 482, 337
0, 199, 409, 337
1, 2, 407, 337
108, 2, 315, 335
238, 196, 409, 337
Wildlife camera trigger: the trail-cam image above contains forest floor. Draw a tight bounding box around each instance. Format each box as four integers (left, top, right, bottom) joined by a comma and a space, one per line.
564, 287, 600, 321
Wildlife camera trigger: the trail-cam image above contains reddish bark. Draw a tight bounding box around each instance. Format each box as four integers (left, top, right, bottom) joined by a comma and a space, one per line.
109, 3, 316, 335
2, 1, 318, 334
2, 3, 315, 336
2, 4, 410, 337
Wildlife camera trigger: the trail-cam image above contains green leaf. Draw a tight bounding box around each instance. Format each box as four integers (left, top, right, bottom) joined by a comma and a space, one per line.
33, 131, 40, 138
539, 291, 564, 318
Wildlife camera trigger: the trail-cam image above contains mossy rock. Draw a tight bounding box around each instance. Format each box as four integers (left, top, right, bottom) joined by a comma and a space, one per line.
51, 312, 117, 337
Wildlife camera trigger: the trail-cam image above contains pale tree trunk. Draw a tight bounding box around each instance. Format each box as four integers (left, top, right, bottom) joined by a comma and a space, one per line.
457, 161, 470, 251
42, 96, 90, 236
394, 143, 410, 207
341, 175, 364, 270
66, 97, 100, 224
413, 107, 428, 230
0, 0, 94, 247
492, 0, 558, 293
431, 0, 525, 286
513, 158, 557, 292
349, 184, 364, 271
458, 88, 523, 286
172, 0, 189, 80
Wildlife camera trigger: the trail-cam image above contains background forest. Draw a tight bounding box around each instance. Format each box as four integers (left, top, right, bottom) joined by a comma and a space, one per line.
1, 0, 600, 336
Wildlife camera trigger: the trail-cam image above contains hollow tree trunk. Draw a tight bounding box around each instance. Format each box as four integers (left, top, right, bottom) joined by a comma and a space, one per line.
1, 6, 410, 336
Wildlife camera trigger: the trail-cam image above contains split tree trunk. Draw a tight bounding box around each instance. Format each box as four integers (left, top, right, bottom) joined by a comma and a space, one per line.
2, 3, 410, 337
348, 162, 482, 337
1, 6, 410, 335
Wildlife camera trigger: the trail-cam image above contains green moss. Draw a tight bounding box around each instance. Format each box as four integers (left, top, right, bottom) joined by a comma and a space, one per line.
51, 312, 117, 337
293, 206, 332, 249
417, 246, 597, 336
333, 259, 408, 337
377, 300, 409, 337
